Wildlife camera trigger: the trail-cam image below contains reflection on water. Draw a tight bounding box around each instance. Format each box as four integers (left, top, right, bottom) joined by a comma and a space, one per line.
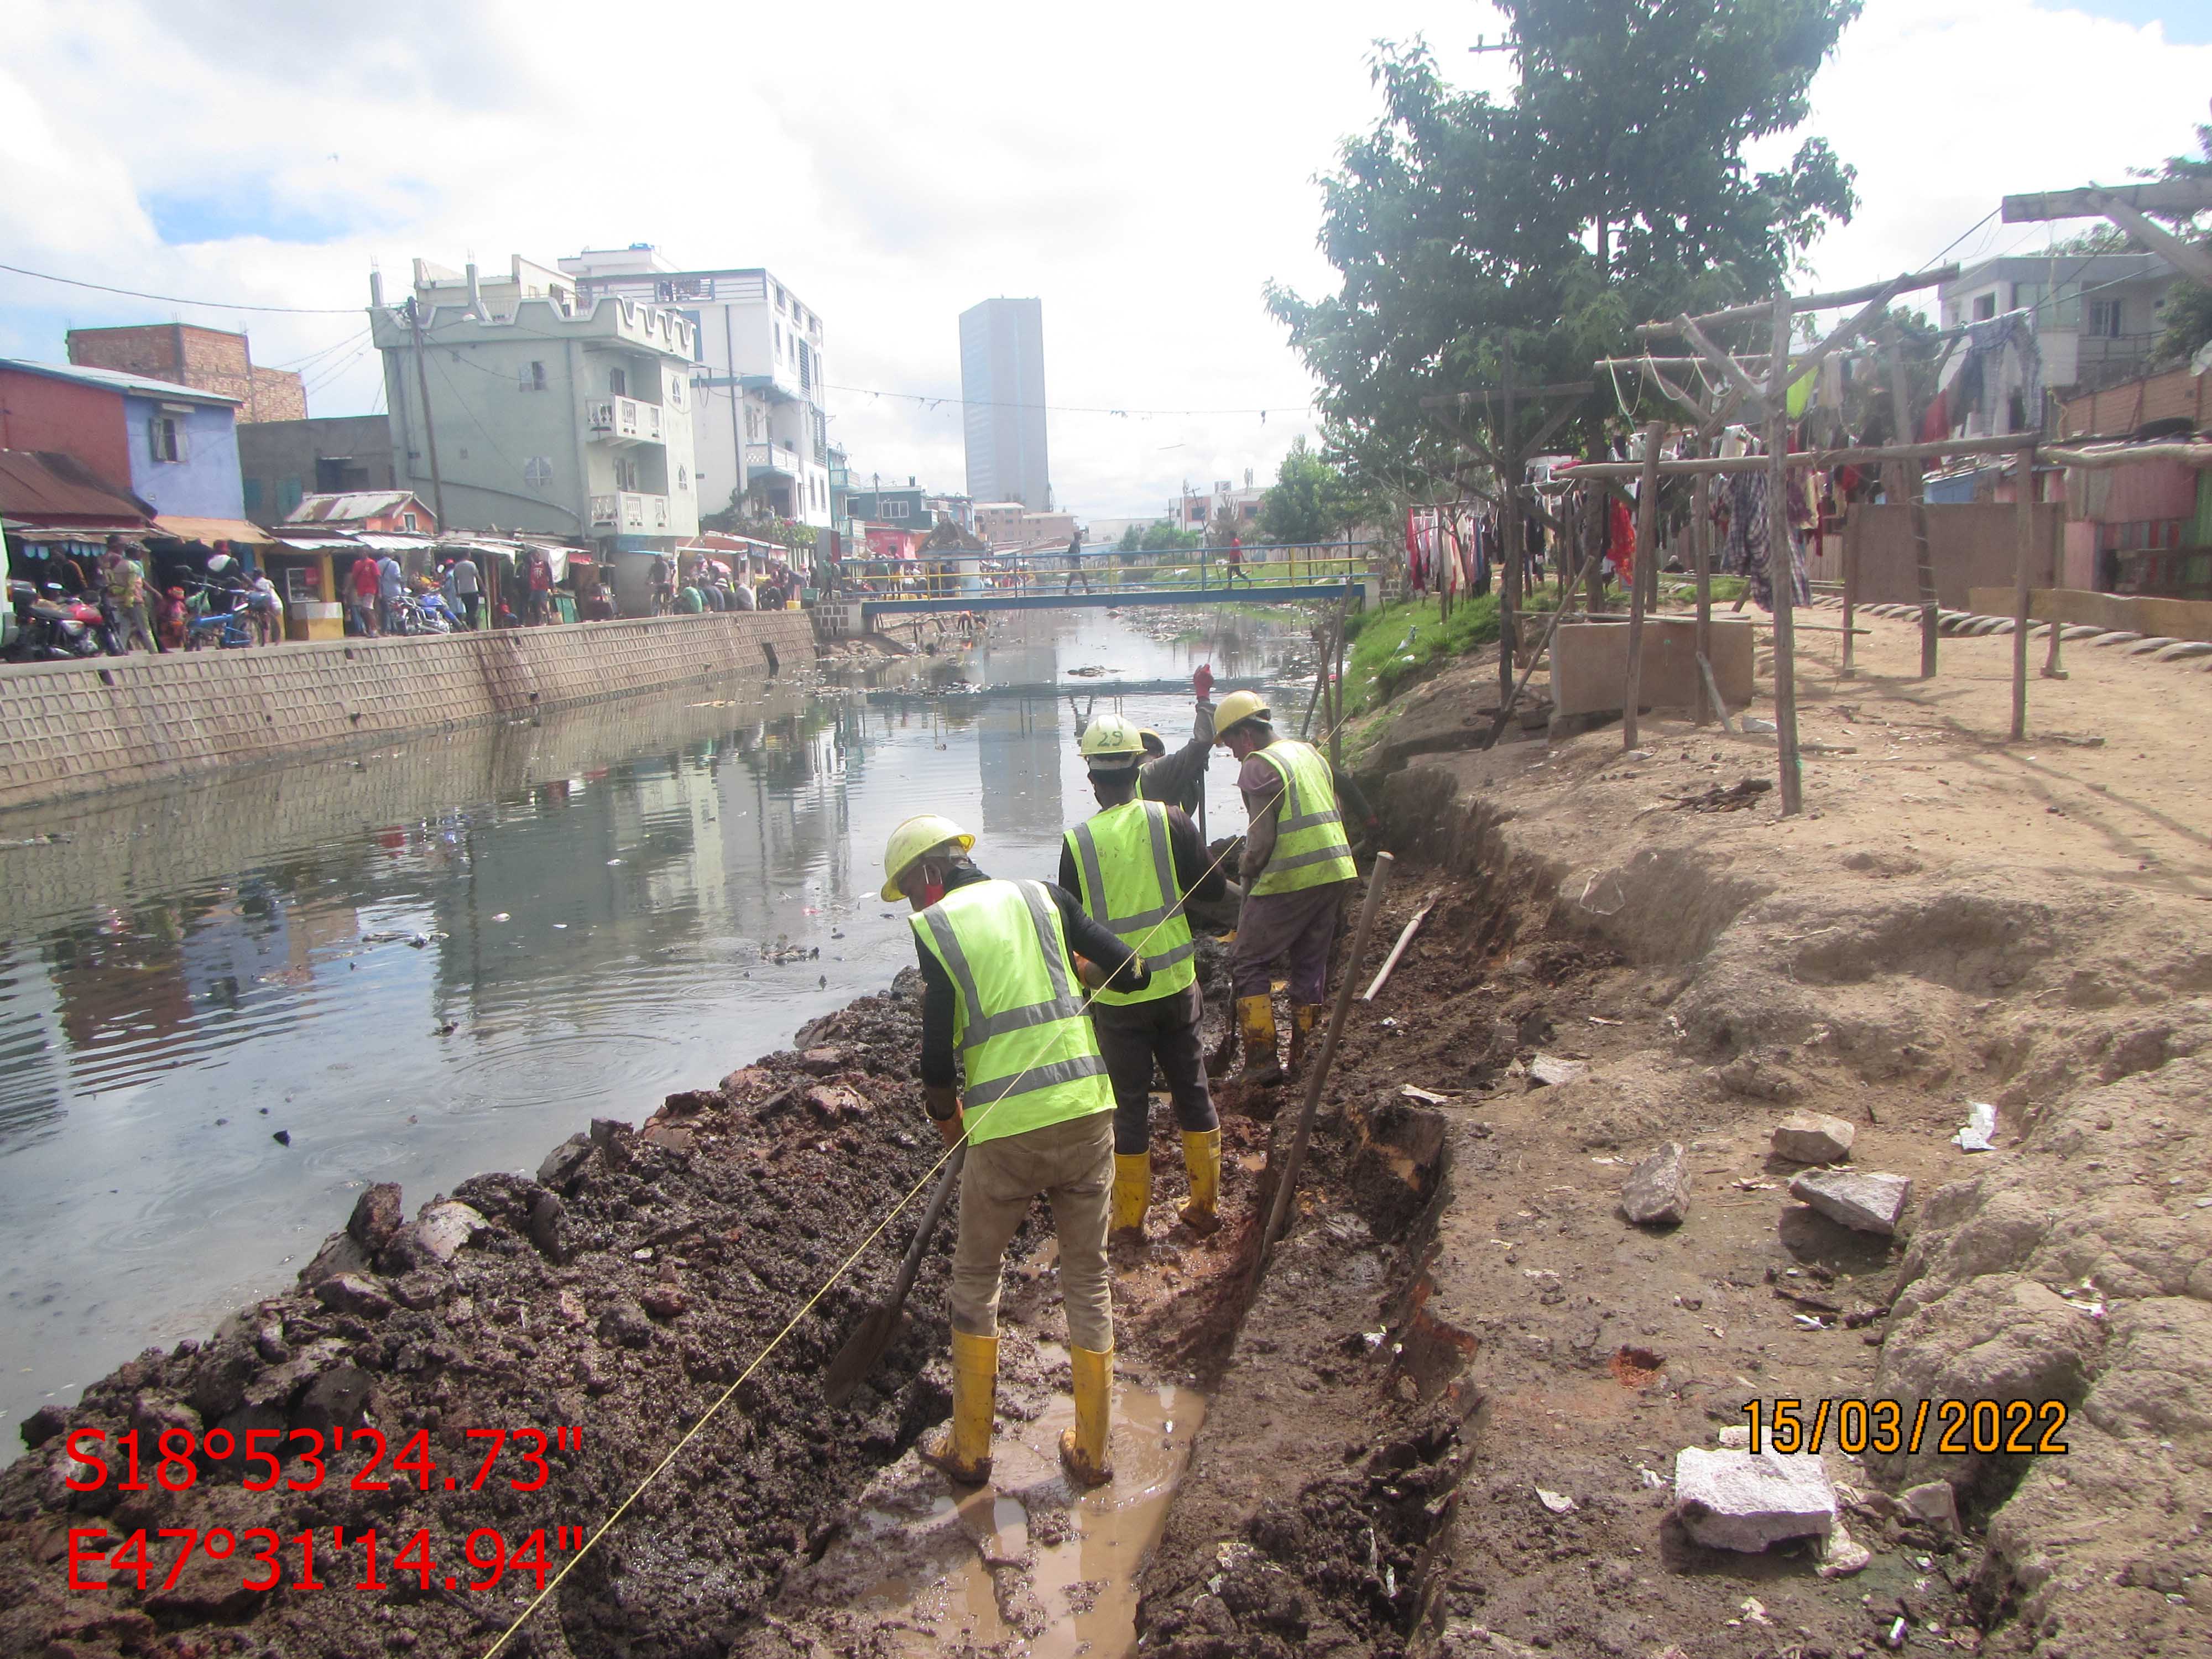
0, 608, 1314, 1431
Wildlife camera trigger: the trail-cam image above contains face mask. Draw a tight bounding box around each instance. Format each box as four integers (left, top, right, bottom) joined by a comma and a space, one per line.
919, 874, 946, 909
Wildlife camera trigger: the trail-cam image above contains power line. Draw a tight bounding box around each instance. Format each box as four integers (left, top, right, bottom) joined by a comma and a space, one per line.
0, 259, 362, 315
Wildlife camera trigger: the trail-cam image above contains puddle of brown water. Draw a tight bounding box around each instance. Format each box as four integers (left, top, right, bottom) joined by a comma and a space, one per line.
808, 1359, 1206, 1657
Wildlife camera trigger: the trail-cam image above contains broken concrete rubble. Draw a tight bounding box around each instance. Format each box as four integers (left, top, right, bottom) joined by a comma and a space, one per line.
1621, 1141, 1691, 1227
1671, 1447, 1838, 1552
1788, 1168, 1912, 1235
1771, 1110, 1855, 1164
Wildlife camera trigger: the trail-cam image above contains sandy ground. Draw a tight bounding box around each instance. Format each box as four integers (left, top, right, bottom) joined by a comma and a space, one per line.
1134, 602, 2212, 1659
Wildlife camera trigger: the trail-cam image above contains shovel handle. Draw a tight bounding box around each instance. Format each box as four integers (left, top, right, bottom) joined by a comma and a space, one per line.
889, 1145, 964, 1310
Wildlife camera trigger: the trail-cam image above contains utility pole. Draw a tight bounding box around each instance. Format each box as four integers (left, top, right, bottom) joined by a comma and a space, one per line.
406, 296, 447, 530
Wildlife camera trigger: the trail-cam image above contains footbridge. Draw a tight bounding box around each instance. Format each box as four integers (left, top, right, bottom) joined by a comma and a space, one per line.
828, 544, 1373, 625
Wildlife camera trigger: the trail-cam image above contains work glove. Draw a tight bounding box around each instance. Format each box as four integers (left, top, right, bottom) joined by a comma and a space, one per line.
1192, 664, 1214, 700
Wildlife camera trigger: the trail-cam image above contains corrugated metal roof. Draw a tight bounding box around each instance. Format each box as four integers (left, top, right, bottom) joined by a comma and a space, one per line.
0, 358, 242, 406
151, 515, 273, 544
0, 448, 154, 522
282, 491, 427, 525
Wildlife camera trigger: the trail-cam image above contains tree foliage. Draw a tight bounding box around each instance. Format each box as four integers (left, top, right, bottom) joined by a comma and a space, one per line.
1267, 0, 1861, 493
1258, 436, 1373, 544
2148, 122, 2212, 366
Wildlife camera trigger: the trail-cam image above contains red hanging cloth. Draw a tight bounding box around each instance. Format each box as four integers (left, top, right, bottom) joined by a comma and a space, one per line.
1608, 499, 1636, 583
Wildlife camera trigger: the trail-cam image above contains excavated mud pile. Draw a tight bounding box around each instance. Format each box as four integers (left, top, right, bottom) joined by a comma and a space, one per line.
0, 974, 1020, 1659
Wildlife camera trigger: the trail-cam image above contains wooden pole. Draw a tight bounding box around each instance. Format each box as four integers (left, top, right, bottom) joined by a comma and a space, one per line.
1499, 343, 1520, 718
1692, 432, 1714, 721
1583, 450, 1606, 616
1840, 510, 1859, 679
1331, 585, 1350, 770
2011, 444, 2037, 741
1623, 421, 1662, 749
1886, 336, 1940, 679
1767, 296, 1804, 816
1258, 853, 1395, 1270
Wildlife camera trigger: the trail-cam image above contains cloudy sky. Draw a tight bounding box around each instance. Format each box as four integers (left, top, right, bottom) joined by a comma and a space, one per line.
2, 0, 2207, 520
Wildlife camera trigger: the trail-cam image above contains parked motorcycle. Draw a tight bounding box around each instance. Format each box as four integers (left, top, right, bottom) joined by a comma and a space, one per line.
182, 582, 257, 651
5, 581, 111, 661
388, 591, 452, 635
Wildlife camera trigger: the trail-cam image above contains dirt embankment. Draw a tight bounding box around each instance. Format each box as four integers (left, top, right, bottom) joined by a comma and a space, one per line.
1131, 607, 2212, 1659
0, 978, 1005, 1659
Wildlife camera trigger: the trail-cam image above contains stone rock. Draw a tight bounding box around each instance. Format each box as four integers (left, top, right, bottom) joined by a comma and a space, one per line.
597, 1300, 653, 1349
1671, 1447, 1837, 1551
294, 1364, 373, 1434
641, 1120, 696, 1158
241, 1339, 348, 1412
799, 1046, 848, 1074
640, 1284, 688, 1321
1621, 1142, 1691, 1227
528, 1190, 568, 1259
129, 1391, 201, 1444
1788, 1170, 1912, 1235
537, 1133, 593, 1191
1817, 1517, 1873, 1577
589, 1117, 632, 1149
382, 1201, 487, 1271
19, 1403, 67, 1449
557, 1289, 588, 1326
186, 1335, 262, 1421
1709, 1055, 1801, 1102
1900, 1480, 1958, 1532
720, 1065, 776, 1102
346, 1182, 404, 1249
1527, 1055, 1588, 1088
392, 1270, 450, 1310
806, 1083, 870, 1123
1772, 1112, 1856, 1165
296, 1229, 372, 1290
314, 1273, 394, 1319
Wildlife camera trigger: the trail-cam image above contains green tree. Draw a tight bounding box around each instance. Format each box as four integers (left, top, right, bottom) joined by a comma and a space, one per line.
1116, 524, 1143, 554
1258, 436, 1372, 544
1267, 1, 1861, 492
1138, 521, 1203, 554
2148, 123, 2212, 366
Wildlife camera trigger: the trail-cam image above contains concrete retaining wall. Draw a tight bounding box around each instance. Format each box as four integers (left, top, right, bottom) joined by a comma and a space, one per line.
1840, 502, 2062, 609
0, 612, 816, 815
1964, 585, 2212, 644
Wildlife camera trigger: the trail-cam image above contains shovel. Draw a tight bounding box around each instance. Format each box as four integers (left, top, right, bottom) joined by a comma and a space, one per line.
822, 1145, 965, 1406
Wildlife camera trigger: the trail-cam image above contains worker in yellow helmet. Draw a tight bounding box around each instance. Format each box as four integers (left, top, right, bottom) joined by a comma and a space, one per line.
1062, 714, 1229, 1246
1211, 691, 1381, 1087
884, 813, 1151, 1489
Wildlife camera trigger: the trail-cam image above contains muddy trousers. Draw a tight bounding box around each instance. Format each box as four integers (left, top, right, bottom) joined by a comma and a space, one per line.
1230, 880, 1352, 1005
951, 1108, 1114, 1352
1094, 982, 1217, 1155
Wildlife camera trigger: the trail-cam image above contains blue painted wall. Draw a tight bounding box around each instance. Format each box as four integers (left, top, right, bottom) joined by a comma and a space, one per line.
122, 394, 244, 518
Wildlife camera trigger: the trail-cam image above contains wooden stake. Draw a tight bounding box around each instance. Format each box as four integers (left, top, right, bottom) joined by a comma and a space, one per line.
1624, 420, 1662, 749
1692, 433, 1714, 722
1362, 891, 1439, 1001
1840, 499, 1858, 679
1886, 336, 1940, 679
1499, 343, 1521, 718
2011, 444, 2037, 741
1767, 296, 1804, 816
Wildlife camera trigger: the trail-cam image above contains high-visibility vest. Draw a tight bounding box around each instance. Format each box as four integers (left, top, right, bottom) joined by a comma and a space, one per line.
910, 879, 1113, 1144
1249, 739, 1357, 896
1063, 799, 1197, 1008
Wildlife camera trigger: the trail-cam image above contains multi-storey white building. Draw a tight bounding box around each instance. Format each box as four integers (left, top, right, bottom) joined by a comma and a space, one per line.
559, 247, 832, 530
1934, 253, 2176, 436
367, 254, 700, 609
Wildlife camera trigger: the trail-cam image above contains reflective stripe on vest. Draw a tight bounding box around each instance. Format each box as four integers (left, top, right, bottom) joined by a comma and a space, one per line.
910, 878, 1112, 1144
1250, 739, 1358, 896
1064, 799, 1197, 1006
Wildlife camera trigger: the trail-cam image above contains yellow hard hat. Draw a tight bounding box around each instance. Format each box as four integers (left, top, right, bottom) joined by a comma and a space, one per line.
1078, 712, 1145, 766
1212, 689, 1271, 740
1138, 727, 1165, 758
881, 813, 975, 901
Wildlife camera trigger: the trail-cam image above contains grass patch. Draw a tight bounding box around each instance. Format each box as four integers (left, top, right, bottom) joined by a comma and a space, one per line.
1343, 589, 1563, 713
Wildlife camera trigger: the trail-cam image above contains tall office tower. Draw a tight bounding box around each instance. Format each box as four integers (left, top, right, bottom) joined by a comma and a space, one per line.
958, 298, 1051, 511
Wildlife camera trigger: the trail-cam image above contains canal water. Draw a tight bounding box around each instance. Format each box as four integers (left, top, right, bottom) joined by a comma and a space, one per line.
0, 607, 1318, 1435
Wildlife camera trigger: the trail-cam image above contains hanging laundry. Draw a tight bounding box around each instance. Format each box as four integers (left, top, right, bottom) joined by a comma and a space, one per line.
1608, 499, 1635, 584
1955, 312, 2042, 434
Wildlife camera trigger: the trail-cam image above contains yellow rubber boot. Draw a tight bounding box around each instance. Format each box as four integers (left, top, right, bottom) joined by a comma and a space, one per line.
1288, 1004, 1323, 1073
1060, 1344, 1115, 1487
1178, 1128, 1222, 1237
1233, 994, 1282, 1086
1110, 1153, 1152, 1244
920, 1331, 998, 1486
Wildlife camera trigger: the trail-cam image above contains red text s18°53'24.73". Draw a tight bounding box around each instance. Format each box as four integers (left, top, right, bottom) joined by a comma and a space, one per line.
59, 1423, 584, 1495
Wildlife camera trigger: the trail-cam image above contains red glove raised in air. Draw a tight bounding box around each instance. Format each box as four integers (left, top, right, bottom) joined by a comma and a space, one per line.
1192, 664, 1214, 700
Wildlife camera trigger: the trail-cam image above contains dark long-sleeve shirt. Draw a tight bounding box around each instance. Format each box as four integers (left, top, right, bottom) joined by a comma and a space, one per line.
1056, 800, 1224, 912
915, 864, 1150, 1088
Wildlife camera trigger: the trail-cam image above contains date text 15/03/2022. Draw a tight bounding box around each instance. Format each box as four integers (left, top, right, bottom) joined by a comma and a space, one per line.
69, 1524, 594, 1597
58, 1423, 583, 1495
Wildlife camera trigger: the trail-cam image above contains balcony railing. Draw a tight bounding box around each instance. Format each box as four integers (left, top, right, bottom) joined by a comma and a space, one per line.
745, 442, 805, 478
583, 395, 665, 445
588, 491, 672, 532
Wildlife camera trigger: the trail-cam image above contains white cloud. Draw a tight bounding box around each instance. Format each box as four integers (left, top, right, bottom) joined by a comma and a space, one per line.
1, 0, 2204, 517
